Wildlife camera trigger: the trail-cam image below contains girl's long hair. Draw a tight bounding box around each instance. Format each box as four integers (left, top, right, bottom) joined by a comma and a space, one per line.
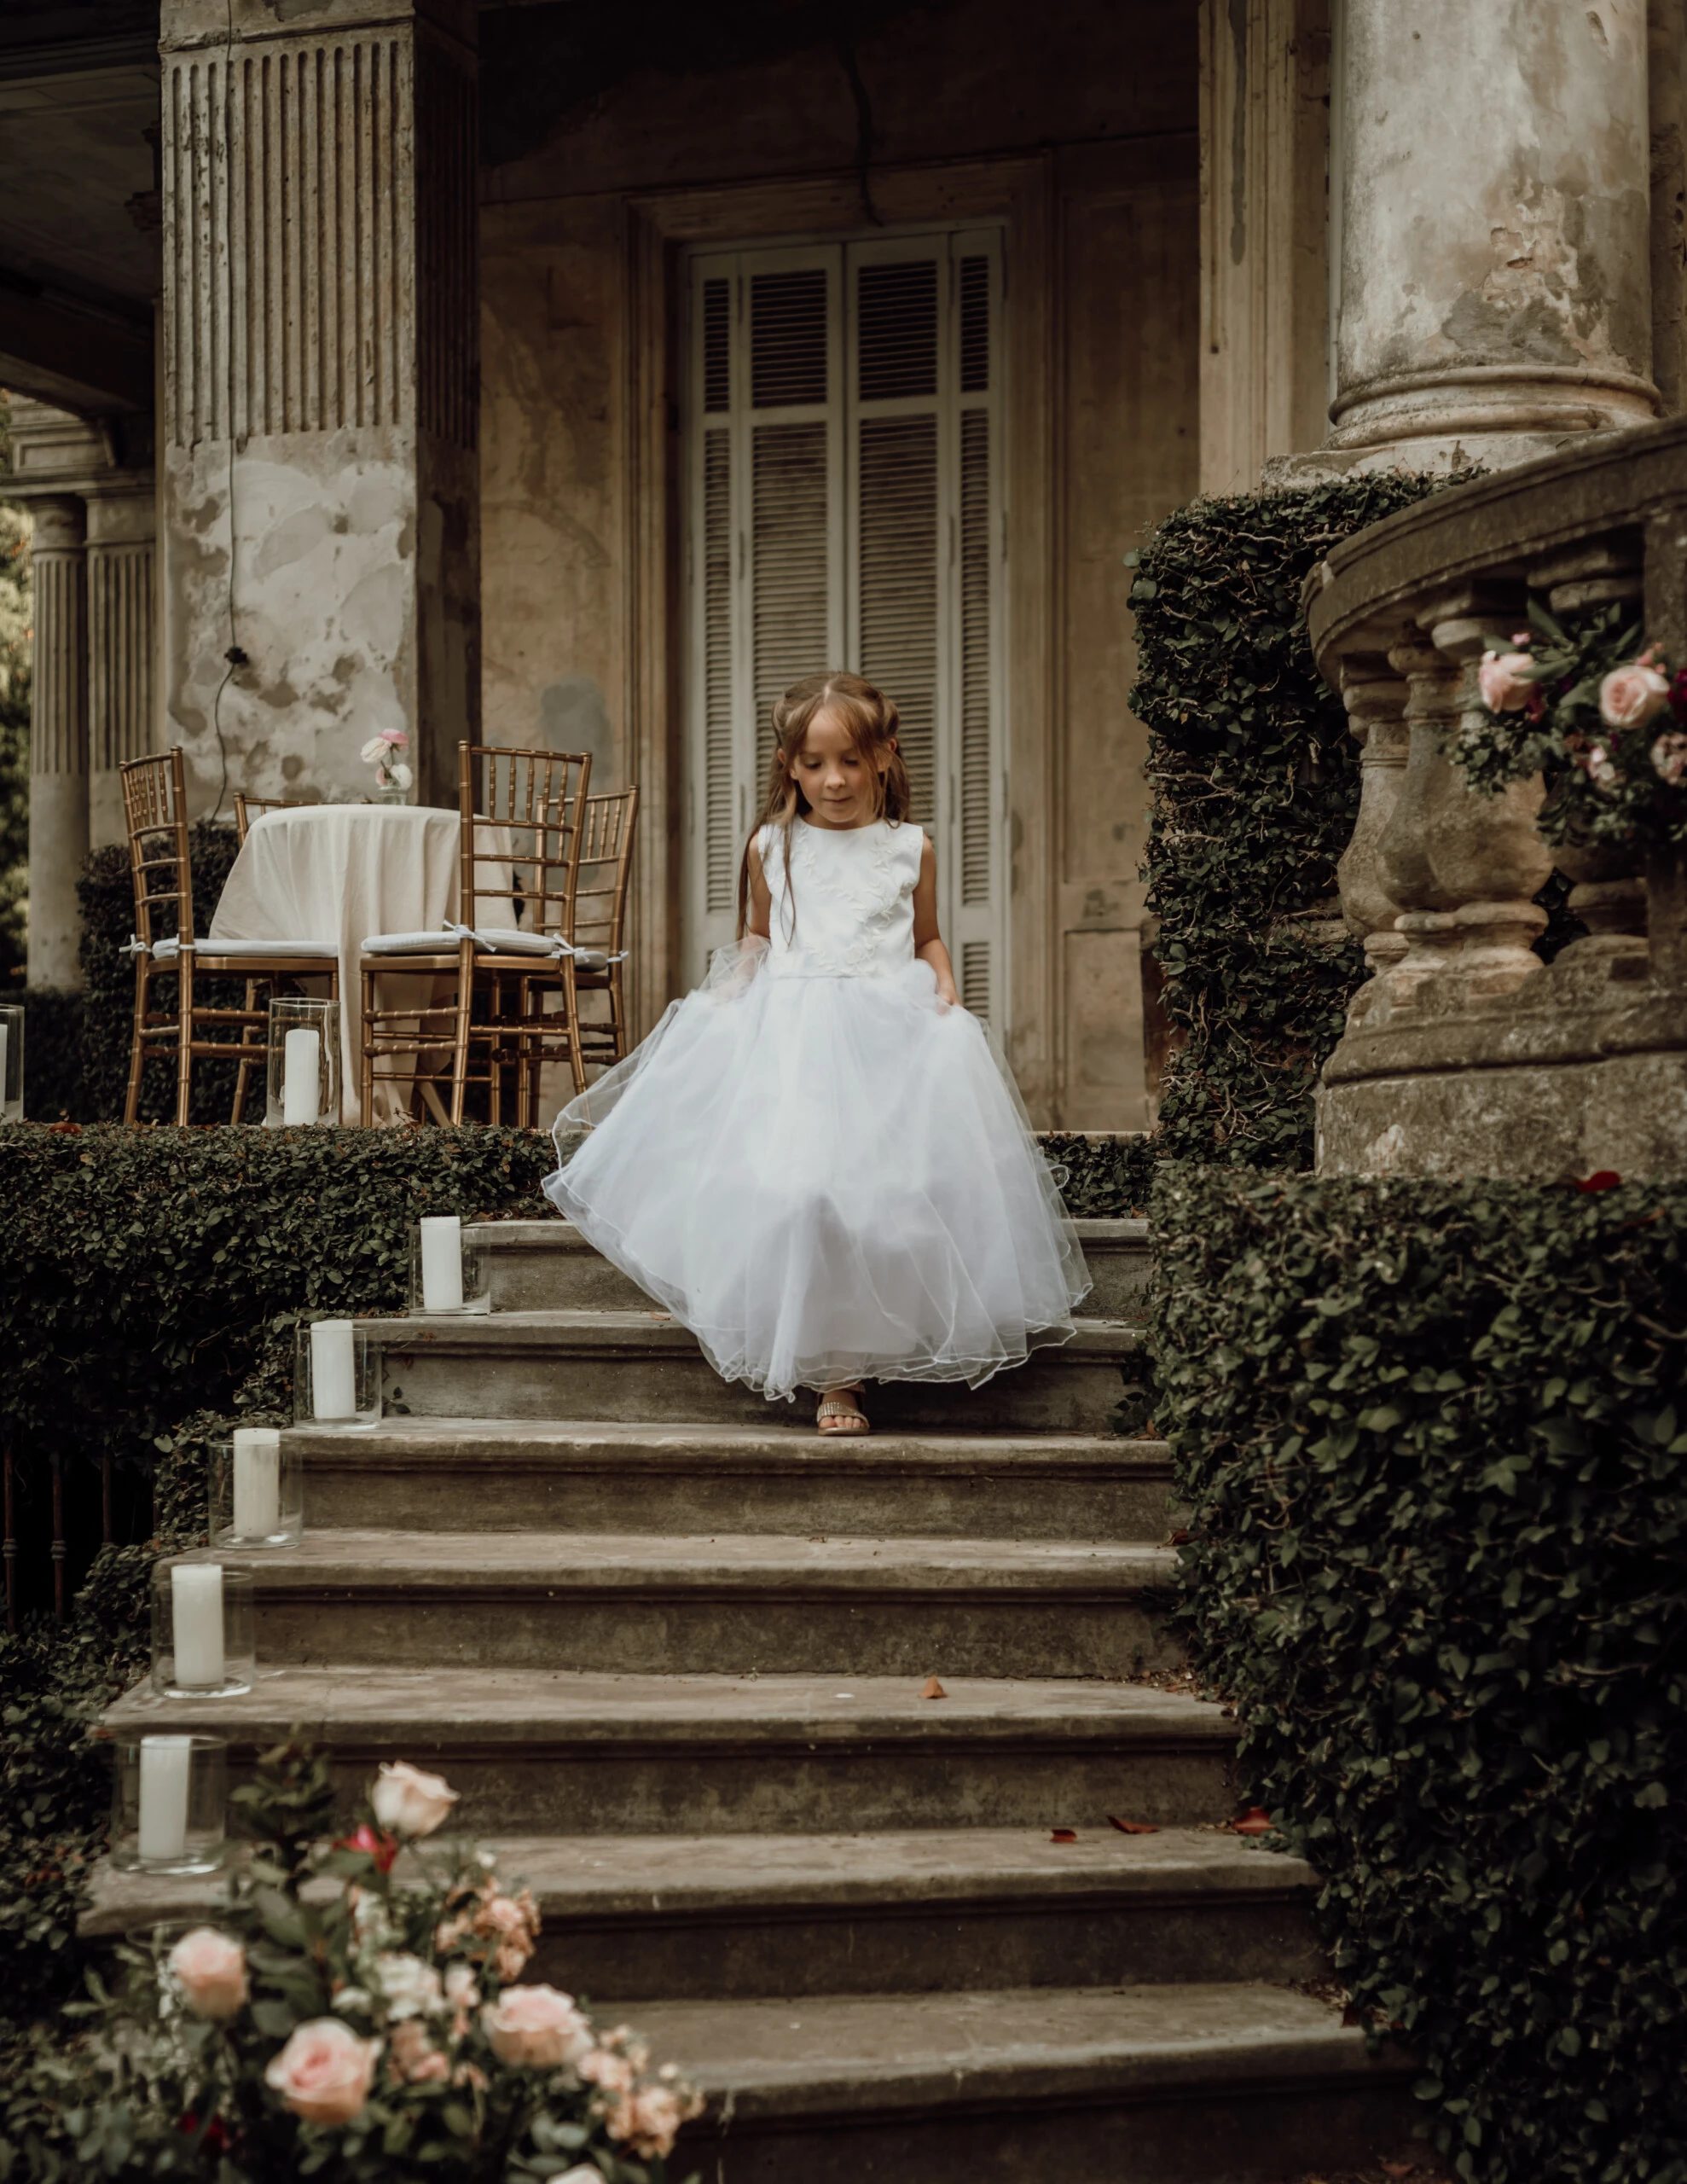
735, 671, 913, 940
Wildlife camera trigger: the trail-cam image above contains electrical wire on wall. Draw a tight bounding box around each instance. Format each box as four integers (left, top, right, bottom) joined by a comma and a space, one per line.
207, 0, 245, 822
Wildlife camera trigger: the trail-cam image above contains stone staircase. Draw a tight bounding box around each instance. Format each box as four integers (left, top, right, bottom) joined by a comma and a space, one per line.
93, 1217, 1417, 2181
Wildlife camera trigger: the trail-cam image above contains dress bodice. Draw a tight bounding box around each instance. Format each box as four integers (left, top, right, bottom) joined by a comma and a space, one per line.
757, 817, 924, 978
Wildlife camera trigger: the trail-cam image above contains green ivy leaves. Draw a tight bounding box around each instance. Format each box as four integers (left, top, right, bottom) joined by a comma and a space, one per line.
1154, 1166, 1687, 2184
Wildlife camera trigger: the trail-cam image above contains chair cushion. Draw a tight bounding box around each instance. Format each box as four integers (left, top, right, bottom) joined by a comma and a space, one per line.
155, 935, 339, 961
361, 926, 560, 958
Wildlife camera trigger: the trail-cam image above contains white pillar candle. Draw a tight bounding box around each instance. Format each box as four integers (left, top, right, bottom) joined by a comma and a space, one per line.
232, 1426, 281, 1536
282, 1027, 322, 1125
310, 1318, 357, 1420
0, 1020, 8, 1102
137, 1734, 194, 1862
171, 1565, 226, 1687
420, 1215, 464, 1310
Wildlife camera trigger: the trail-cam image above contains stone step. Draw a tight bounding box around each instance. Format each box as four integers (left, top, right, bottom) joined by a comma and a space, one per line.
641, 1984, 1418, 2184
466, 1217, 1153, 1323
290, 1419, 1180, 1542
101, 1667, 1237, 1833
367, 1310, 1144, 1433
84, 1827, 1326, 2001
165, 1531, 1181, 1678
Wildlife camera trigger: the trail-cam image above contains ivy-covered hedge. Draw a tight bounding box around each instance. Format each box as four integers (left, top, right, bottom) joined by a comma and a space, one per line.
1128, 476, 1458, 1168
1154, 1165, 1687, 2184
1041, 1131, 1156, 1217
0, 1124, 556, 1588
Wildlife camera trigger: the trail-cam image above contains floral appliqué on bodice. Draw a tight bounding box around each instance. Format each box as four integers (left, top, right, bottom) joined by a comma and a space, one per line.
758, 817, 924, 978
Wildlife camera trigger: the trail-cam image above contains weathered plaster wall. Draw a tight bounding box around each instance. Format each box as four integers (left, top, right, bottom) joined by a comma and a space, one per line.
478, 0, 1199, 1125
479, 200, 627, 793
1058, 145, 1200, 1130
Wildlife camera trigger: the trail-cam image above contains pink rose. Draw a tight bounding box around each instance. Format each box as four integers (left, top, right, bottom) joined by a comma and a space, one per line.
474, 1891, 538, 1981
167, 1929, 248, 2020
264, 2018, 381, 2125
1599, 661, 1671, 729
482, 1984, 594, 2070
1652, 730, 1687, 786
1582, 742, 1620, 790
613, 2084, 690, 2160
369, 1760, 459, 1839
388, 2018, 450, 2086
1478, 649, 1535, 712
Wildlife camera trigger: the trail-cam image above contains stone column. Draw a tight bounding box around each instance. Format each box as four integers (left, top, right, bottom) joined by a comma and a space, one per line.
26, 497, 90, 990
159, 0, 479, 811
1324, 0, 1659, 471
86, 490, 156, 851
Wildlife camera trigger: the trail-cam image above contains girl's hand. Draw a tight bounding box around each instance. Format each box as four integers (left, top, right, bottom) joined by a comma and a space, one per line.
935, 974, 960, 1012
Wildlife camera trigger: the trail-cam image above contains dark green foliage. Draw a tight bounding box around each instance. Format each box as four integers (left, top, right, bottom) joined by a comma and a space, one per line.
77, 822, 246, 1123
0, 1548, 154, 2025
1, 1122, 554, 1499
1128, 475, 1458, 1167
16, 986, 88, 1119
1153, 1165, 1687, 2184
1041, 1131, 1157, 1217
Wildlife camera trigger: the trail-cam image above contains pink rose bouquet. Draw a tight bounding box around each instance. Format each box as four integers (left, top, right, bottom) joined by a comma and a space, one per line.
72, 1738, 700, 2181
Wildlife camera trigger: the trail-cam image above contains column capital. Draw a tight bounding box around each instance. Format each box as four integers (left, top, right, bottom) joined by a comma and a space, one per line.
27, 496, 87, 555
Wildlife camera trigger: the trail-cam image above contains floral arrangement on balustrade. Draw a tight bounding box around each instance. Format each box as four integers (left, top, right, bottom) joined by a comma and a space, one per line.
1458, 601, 1687, 850
361, 729, 414, 798
44, 1740, 699, 2183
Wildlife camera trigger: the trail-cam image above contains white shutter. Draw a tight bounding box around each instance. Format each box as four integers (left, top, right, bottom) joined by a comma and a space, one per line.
686, 230, 1004, 1019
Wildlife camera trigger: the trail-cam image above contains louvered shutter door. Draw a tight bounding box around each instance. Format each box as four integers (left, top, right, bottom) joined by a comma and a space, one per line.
686, 233, 1004, 1019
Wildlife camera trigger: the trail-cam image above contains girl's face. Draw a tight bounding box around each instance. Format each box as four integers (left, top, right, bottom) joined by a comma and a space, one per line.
787, 707, 893, 828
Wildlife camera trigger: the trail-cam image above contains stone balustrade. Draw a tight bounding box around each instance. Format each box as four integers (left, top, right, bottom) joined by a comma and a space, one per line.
1306, 415, 1687, 1182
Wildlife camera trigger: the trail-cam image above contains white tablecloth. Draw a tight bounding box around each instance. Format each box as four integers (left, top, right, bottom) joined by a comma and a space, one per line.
209, 805, 511, 1124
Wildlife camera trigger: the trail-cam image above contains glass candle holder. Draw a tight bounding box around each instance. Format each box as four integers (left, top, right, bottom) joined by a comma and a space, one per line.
408, 1216, 490, 1314
149, 1565, 256, 1698
0, 1001, 21, 1124
265, 996, 341, 1127
109, 1735, 229, 1875
211, 1427, 303, 1548
294, 1319, 381, 1429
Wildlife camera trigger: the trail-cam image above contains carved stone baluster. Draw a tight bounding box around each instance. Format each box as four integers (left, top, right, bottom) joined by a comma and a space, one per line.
1376, 600, 1553, 1004
1335, 655, 1412, 1006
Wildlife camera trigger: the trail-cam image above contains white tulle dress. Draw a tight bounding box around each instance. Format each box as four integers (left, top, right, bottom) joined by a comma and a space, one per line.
543, 815, 1090, 1401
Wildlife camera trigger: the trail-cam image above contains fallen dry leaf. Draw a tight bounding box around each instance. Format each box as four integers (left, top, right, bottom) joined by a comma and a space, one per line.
919, 1676, 947, 1700
1381, 2165, 1417, 2179
1230, 1807, 1274, 1835
1107, 1815, 1160, 1835
1050, 1827, 1077, 1843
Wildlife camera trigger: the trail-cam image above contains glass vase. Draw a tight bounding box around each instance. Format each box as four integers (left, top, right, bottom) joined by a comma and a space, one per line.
211, 1428, 304, 1548
265, 995, 341, 1128
149, 1565, 256, 1698
293, 1319, 381, 1429
0, 1001, 21, 1124
109, 1736, 229, 1875
408, 1216, 490, 1314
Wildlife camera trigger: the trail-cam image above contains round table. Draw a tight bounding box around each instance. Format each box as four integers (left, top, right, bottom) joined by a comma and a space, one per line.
210, 804, 509, 1124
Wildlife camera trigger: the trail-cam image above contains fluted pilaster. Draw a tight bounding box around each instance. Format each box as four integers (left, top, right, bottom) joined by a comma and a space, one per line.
87, 492, 157, 850
27, 496, 90, 990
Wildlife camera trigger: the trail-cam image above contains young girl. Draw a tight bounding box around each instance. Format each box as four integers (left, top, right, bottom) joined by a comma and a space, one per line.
543, 671, 1089, 1434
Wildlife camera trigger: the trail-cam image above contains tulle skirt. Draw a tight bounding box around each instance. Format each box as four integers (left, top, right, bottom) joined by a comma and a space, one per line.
544, 940, 1091, 1402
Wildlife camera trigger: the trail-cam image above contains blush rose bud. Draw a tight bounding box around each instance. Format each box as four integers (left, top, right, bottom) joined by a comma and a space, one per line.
264, 2018, 381, 2125
368, 1760, 459, 1838
482, 1984, 594, 2070
167, 1929, 248, 2019
1598, 660, 1671, 729
1477, 649, 1535, 712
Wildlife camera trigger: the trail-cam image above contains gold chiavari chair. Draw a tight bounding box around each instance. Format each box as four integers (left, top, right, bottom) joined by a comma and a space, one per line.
232, 793, 305, 845
120, 751, 340, 1126
568, 787, 640, 1077
358, 743, 592, 1126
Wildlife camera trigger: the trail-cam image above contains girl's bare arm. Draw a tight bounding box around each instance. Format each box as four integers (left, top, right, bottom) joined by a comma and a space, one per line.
745, 839, 773, 940
912, 835, 959, 1008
